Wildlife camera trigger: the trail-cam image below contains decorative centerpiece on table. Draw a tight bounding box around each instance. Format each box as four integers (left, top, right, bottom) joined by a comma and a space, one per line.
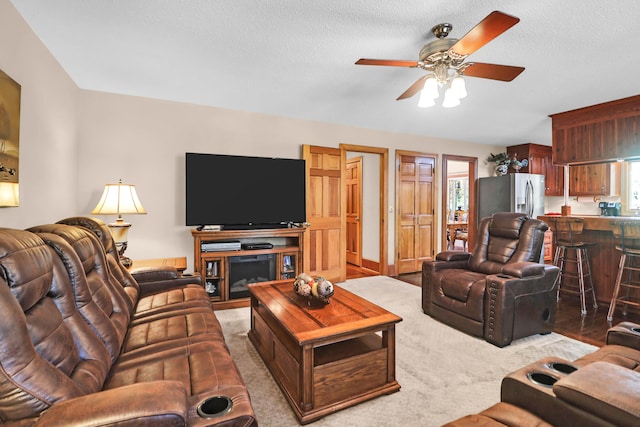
293, 273, 334, 305
486, 152, 511, 176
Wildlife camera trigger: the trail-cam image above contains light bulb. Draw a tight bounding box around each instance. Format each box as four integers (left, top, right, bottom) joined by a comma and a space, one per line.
450, 75, 467, 99
442, 87, 461, 108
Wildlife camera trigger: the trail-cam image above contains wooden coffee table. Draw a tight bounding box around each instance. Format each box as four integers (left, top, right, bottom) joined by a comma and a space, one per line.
247, 280, 402, 424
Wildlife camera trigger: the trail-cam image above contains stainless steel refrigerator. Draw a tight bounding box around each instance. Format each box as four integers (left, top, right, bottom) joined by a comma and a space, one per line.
477, 173, 545, 222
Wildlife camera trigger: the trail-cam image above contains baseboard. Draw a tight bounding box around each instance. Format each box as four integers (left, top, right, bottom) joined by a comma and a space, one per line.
387, 264, 396, 277
361, 258, 380, 274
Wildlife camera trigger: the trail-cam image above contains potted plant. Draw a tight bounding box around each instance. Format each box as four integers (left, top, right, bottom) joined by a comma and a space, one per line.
486, 152, 511, 176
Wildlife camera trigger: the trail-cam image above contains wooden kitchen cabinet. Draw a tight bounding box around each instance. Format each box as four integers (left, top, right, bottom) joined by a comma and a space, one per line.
569, 162, 620, 196
507, 143, 564, 196
550, 95, 640, 164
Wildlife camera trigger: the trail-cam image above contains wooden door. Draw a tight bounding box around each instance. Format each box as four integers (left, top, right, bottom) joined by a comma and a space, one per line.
396, 153, 436, 274
346, 157, 363, 266
302, 145, 346, 283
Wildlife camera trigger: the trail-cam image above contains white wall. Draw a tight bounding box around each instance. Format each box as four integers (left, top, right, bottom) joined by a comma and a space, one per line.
0, 1, 79, 228
76, 90, 505, 271
1, 0, 507, 273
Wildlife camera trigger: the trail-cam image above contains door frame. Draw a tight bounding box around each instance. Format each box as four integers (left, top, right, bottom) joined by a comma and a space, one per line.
340, 144, 389, 275
441, 154, 478, 253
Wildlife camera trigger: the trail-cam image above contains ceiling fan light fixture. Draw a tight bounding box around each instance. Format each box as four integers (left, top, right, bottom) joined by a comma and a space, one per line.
355, 11, 524, 109
442, 87, 461, 108
450, 75, 467, 99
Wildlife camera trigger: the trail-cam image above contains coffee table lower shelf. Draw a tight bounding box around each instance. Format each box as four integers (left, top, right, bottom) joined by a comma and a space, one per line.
247, 282, 401, 424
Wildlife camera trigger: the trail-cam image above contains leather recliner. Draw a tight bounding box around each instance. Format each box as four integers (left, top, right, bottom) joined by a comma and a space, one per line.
422, 212, 560, 347
444, 322, 640, 426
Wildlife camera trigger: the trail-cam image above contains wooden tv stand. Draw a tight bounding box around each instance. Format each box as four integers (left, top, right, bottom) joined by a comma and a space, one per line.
192, 227, 306, 309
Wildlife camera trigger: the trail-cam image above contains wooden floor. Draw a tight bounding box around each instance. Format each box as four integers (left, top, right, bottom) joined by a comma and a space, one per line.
346, 265, 640, 347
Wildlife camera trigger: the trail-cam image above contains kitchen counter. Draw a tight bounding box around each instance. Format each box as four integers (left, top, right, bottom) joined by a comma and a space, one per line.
538, 214, 639, 313
540, 215, 640, 232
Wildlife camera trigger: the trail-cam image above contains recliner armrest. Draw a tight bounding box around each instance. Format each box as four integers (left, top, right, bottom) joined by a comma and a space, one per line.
436, 251, 471, 262
130, 265, 203, 297
35, 381, 188, 426
501, 261, 545, 278
553, 361, 640, 426
483, 266, 559, 347
606, 322, 640, 350
130, 265, 178, 281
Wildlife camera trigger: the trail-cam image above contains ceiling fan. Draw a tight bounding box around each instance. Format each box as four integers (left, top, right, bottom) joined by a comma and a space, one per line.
355, 10, 525, 107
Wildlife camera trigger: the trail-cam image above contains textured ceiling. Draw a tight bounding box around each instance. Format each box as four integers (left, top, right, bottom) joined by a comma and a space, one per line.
10, 0, 640, 146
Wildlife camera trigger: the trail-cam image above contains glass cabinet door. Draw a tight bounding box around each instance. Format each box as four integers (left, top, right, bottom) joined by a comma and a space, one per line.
203, 258, 223, 300
281, 253, 297, 279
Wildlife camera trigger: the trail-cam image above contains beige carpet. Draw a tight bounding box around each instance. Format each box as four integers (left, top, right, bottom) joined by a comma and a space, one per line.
215, 276, 598, 426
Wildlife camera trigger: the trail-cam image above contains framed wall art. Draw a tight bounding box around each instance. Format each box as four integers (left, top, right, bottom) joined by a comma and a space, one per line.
0, 68, 20, 207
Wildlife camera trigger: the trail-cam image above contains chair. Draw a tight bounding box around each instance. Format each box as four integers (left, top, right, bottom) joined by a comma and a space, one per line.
451, 210, 468, 251
453, 228, 468, 251
422, 212, 560, 347
549, 217, 598, 316
607, 221, 640, 322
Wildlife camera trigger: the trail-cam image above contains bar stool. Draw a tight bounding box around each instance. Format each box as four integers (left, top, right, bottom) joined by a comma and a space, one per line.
607, 221, 640, 322
550, 217, 598, 316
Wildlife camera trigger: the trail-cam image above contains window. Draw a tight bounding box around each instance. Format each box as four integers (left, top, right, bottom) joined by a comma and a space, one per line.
622, 160, 640, 215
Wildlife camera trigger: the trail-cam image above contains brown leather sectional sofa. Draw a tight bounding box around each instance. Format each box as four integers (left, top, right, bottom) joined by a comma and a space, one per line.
444, 321, 640, 426
0, 217, 257, 426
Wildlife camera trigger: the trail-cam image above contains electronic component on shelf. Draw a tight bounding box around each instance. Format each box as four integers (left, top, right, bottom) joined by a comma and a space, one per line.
201, 240, 241, 252
241, 243, 274, 250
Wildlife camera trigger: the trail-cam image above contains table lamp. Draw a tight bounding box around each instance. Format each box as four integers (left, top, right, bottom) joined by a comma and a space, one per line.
91, 179, 147, 267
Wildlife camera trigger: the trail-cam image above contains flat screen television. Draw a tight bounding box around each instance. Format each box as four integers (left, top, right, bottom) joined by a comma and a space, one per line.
185, 152, 306, 229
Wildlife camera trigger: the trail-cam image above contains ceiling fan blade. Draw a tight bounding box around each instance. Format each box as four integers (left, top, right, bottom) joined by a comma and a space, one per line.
449, 11, 520, 57
461, 63, 525, 82
355, 58, 418, 67
396, 76, 427, 100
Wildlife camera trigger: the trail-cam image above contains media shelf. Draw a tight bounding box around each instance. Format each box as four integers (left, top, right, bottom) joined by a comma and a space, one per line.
192, 228, 306, 309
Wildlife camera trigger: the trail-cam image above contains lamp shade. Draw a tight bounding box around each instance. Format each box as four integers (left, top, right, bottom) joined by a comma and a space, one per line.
450, 76, 467, 99
0, 182, 19, 207
422, 75, 439, 100
442, 87, 461, 108
91, 180, 147, 218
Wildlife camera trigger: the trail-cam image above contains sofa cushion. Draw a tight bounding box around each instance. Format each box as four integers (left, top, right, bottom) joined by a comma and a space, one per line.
0, 229, 111, 422
29, 225, 130, 362
574, 344, 640, 371
553, 361, 640, 426
489, 213, 527, 239
57, 217, 212, 319
32, 224, 227, 360
432, 269, 486, 322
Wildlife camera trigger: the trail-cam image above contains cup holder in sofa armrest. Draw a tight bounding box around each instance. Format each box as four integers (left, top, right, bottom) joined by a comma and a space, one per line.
197, 396, 233, 419
526, 372, 558, 388
546, 362, 578, 374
